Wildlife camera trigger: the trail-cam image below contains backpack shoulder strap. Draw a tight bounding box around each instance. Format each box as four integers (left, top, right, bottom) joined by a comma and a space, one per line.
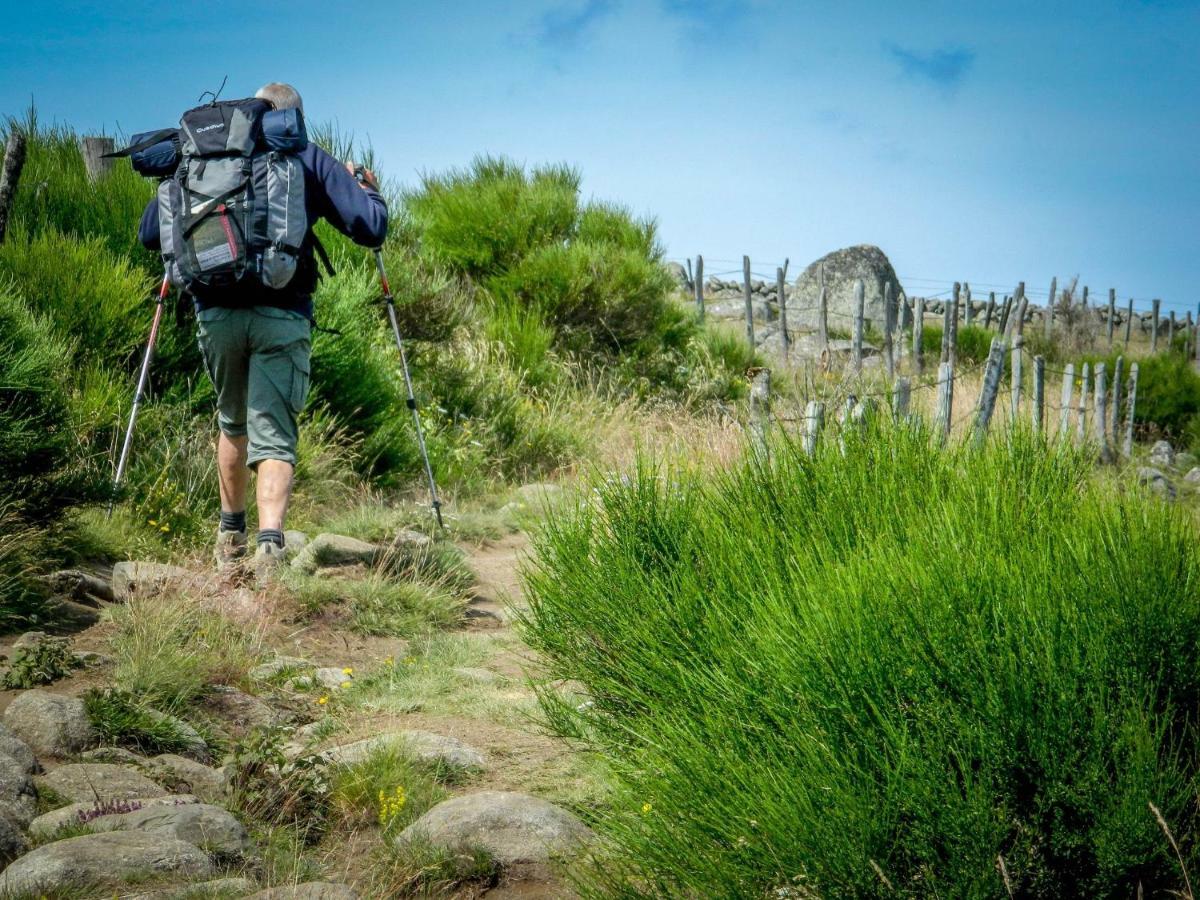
311, 234, 336, 279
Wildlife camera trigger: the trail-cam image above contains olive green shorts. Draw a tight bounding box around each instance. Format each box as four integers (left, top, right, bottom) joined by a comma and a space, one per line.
196, 306, 311, 468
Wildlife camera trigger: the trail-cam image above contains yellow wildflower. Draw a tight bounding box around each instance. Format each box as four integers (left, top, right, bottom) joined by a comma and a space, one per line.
148, 519, 157, 526
340, 681, 351, 689
342, 667, 354, 676
383, 656, 394, 666
641, 802, 652, 814
377, 785, 407, 828
160, 524, 170, 532
317, 696, 328, 705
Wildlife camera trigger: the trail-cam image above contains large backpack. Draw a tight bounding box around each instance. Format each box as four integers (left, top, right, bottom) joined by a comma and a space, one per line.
115, 98, 313, 294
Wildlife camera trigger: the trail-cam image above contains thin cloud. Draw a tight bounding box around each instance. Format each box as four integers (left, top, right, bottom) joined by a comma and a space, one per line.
661, 0, 754, 42
534, 0, 618, 50
888, 43, 976, 93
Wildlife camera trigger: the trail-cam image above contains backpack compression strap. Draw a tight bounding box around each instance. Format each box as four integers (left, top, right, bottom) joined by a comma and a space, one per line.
103, 129, 179, 158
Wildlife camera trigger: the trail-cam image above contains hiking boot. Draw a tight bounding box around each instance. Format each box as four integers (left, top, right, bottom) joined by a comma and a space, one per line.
254, 540, 287, 587
214, 528, 248, 573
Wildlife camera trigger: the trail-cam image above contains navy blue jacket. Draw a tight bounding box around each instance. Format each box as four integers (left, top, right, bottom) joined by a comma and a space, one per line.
139, 143, 388, 319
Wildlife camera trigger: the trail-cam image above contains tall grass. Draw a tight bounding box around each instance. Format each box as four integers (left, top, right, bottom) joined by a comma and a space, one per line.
522, 427, 1200, 897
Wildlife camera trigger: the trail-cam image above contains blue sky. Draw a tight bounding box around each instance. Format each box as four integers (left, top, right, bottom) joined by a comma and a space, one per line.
2, 0, 1197, 310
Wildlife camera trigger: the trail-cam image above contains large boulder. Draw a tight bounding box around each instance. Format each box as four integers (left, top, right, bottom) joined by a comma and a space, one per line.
111, 561, 199, 601
0, 723, 36, 774
0, 831, 213, 895
28, 795, 200, 840
3, 690, 96, 757
37, 762, 167, 803
397, 790, 595, 866
146, 754, 230, 803
84, 801, 250, 858
0, 755, 37, 827
0, 810, 28, 866
290, 533, 380, 575
791, 245, 904, 332
323, 730, 485, 771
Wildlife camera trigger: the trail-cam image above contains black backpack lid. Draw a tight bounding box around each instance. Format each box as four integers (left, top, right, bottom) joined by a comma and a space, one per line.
179, 97, 272, 158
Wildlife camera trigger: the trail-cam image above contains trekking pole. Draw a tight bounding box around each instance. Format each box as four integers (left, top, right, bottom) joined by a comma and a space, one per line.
108, 272, 170, 518
371, 248, 445, 529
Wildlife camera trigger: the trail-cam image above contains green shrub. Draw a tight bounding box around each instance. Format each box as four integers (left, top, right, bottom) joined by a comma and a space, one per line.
2, 636, 80, 688
522, 428, 1200, 897
1084, 351, 1200, 447
83, 688, 203, 756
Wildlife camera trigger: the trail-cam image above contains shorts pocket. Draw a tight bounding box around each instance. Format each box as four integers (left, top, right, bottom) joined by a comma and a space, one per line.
289, 351, 311, 414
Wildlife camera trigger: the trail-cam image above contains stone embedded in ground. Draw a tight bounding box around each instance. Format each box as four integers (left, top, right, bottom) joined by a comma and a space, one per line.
1184, 467, 1200, 484
2, 690, 95, 757
284, 529, 310, 557
313, 667, 354, 690
143, 709, 210, 762
78, 746, 147, 765
28, 795, 199, 840
397, 790, 596, 866
1137, 466, 1176, 499
0, 754, 37, 827
201, 684, 289, 734
323, 729, 486, 771
249, 655, 315, 681
0, 830, 214, 896
111, 560, 198, 601
146, 754, 230, 803
0, 808, 29, 865
1176, 452, 1197, 471
84, 801, 250, 858
393, 528, 433, 550
37, 762, 167, 803
10, 631, 49, 651
0, 722, 37, 774
244, 883, 361, 899
1149, 440, 1175, 468
453, 666, 501, 684
290, 533, 380, 575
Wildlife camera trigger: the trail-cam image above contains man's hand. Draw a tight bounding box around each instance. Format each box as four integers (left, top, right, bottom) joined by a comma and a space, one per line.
346, 162, 379, 192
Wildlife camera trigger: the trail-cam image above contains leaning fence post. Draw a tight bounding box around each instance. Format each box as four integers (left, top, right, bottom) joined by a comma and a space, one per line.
749, 368, 771, 453
934, 362, 954, 445
1125, 297, 1133, 347
1045, 276, 1056, 341
1106, 288, 1116, 348
1010, 335, 1024, 419
1076, 362, 1091, 443
999, 294, 1014, 338
1032, 355, 1046, 434
883, 282, 895, 379
964, 282, 973, 327
1094, 362, 1112, 463
893, 376, 911, 422
694, 255, 705, 321
1169, 310, 1176, 351
949, 282, 960, 366
913, 296, 925, 374
1013, 283, 1028, 338
1111, 356, 1124, 447
852, 278, 865, 373
1152, 299, 1161, 351
742, 256, 755, 350
973, 337, 1006, 445
803, 401, 824, 455
985, 291, 996, 330
1059, 363, 1075, 439
941, 292, 952, 363
0, 130, 28, 246
777, 266, 790, 360
1124, 363, 1139, 457
818, 264, 829, 356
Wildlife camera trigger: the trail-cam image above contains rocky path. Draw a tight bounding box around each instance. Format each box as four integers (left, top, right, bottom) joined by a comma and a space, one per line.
0, 523, 599, 898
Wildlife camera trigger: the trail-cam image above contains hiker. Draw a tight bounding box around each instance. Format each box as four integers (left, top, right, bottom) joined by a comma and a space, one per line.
137, 82, 387, 579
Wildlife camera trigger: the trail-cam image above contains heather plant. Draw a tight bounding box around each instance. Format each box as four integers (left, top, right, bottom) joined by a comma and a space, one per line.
522, 427, 1200, 897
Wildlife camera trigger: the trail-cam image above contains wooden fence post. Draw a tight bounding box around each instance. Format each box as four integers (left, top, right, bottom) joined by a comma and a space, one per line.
1095, 363, 1112, 463
1014, 283, 1028, 338
1107, 288, 1116, 348
973, 337, 1006, 445
777, 266, 789, 360
0, 130, 28, 246
803, 401, 824, 455
1059, 363, 1075, 439
999, 294, 1014, 338
1045, 276, 1056, 341
893, 377, 911, 422
883, 282, 895, 380
941, 291, 952, 364
1111, 356, 1124, 447
1123, 363, 1139, 457
694, 255, 705, 321
818, 264, 829, 356
1152, 298, 1161, 351
897, 292, 908, 368
913, 296, 925, 375
964, 282, 974, 327
1125, 298, 1133, 347
1076, 363, 1090, 443
749, 368, 771, 453
852, 278, 865, 373
985, 292, 996, 330
1010, 336, 1024, 419
686, 257, 694, 292
78, 135, 115, 182
1195, 318, 1200, 366
1169, 311, 1176, 351
948, 282, 960, 366
934, 362, 954, 445
1033, 355, 1046, 434
742, 256, 755, 350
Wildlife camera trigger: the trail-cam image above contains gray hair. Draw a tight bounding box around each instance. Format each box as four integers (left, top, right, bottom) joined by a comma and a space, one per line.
255, 83, 303, 113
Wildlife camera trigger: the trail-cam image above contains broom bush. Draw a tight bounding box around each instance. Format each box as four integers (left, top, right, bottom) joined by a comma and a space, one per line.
522, 426, 1200, 897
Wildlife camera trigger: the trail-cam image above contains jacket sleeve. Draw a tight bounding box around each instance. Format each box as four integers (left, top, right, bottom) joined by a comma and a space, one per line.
137, 199, 160, 251
307, 145, 389, 247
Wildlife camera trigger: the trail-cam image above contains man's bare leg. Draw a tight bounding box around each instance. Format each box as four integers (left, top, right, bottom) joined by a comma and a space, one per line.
256, 459, 294, 532
217, 433, 250, 514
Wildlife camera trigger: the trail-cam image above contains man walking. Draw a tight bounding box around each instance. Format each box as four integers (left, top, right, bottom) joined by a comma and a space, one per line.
138, 82, 387, 580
